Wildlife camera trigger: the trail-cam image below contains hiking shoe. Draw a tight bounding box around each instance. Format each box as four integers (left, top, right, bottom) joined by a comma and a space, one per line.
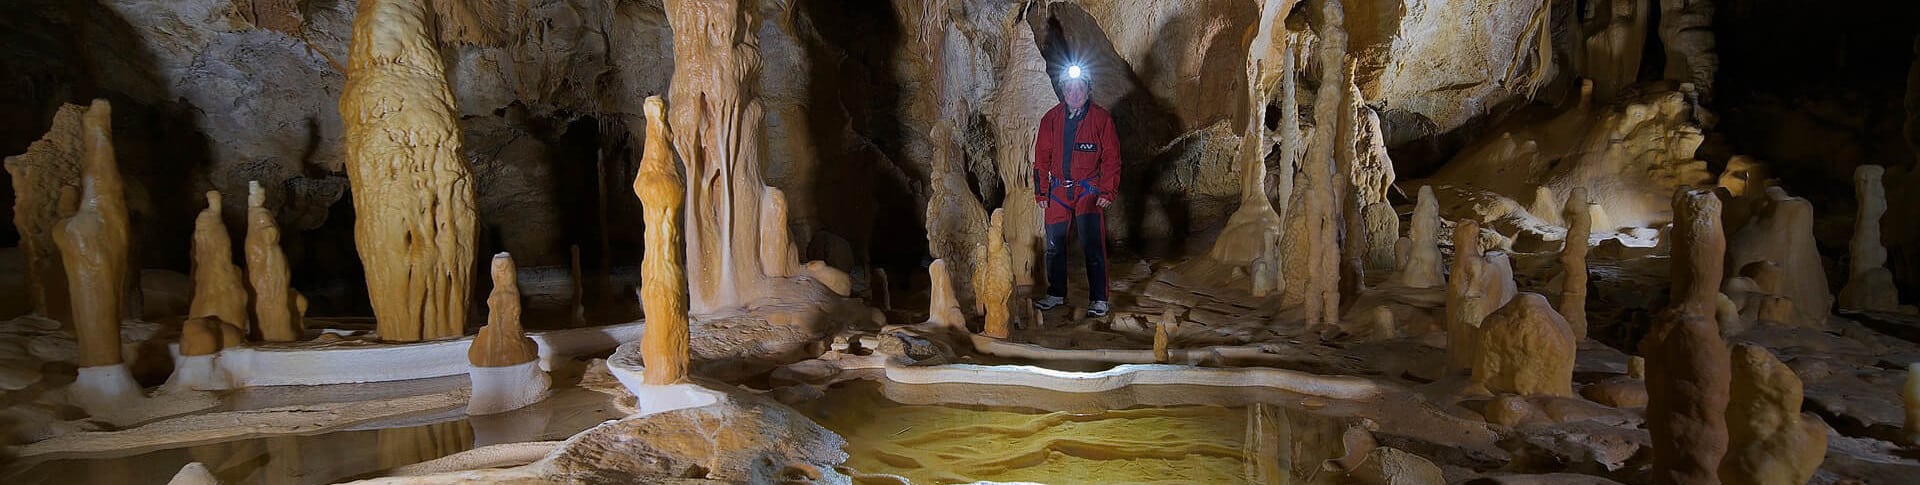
1087, 300, 1110, 318
1034, 295, 1065, 311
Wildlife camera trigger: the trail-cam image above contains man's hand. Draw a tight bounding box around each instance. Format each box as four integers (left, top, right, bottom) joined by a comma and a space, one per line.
1096, 197, 1112, 209
1039, 200, 1048, 210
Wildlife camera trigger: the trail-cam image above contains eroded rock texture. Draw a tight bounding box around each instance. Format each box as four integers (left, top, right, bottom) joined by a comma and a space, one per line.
1725, 186, 1831, 326
189, 191, 248, 340
4, 103, 84, 325
246, 182, 304, 342
1721, 343, 1825, 485
54, 100, 130, 368
1642, 312, 1730, 485
340, 0, 478, 342
635, 96, 689, 386
1473, 293, 1576, 397
470, 253, 536, 368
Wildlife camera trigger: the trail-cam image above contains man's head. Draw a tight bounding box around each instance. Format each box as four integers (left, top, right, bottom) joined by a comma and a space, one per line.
1060, 65, 1090, 112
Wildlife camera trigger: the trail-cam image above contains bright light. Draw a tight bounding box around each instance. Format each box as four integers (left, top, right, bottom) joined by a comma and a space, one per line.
1067, 65, 1083, 79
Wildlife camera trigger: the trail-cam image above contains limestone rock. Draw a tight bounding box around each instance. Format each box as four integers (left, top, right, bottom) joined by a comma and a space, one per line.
53, 99, 130, 368
1393, 186, 1444, 289
634, 96, 689, 386
1642, 312, 1730, 485
179, 317, 224, 357
342, 0, 478, 341
1672, 188, 1725, 319
1473, 293, 1576, 397
1447, 220, 1518, 372
188, 191, 246, 339
1905, 362, 1920, 446
1721, 344, 1825, 485
1717, 155, 1768, 197
4, 103, 84, 325
245, 182, 303, 342
926, 259, 965, 331
1559, 187, 1592, 338
1657, 0, 1718, 99
978, 210, 1014, 339
1297, 0, 1349, 329
538, 390, 847, 482
470, 254, 537, 368
1582, 378, 1649, 409
1841, 165, 1899, 311
1725, 186, 1832, 326
758, 186, 800, 279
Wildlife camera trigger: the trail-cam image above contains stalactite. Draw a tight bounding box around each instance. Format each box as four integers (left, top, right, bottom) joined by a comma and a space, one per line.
341, 0, 478, 342
54, 99, 129, 368
668, 0, 771, 314
636, 96, 690, 386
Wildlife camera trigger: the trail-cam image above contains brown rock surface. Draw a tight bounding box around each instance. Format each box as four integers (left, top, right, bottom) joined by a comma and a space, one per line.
1642, 312, 1731, 485
1473, 293, 1576, 397
1721, 343, 1825, 485
246, 181, 303, 342
538, 390, 846, 482
341, 0, 478, 342
634, 95, 689, 385
470, 253, 537, 368
53, 99, 130, 368
4, 103, 84, 325
189, 191, 248, 340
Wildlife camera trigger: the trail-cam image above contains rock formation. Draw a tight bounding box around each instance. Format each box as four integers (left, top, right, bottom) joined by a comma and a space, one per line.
925, 126, 988, 313
1393, 186, 1444, 288
189, 190, 249, 343
1721, 344, 1825, 485
470, 254, 537, 368
635, 96, 690, 386
1725, 186, 1831, 325
1672, 188, 1725, 319
1559, 187, 1592, 337
1840, 165, 1898, 311
1208, 24, 1295, 294
341, 0, 479, 342
978, 210, 1014, 339
54, 99, 130, 368
1353, 102, 1399, 272
178, 317, 223, 358
1472, 293, 1576, 397
1294, 0, 1349, 329
4, 103, 85, 325
1154, 310, 1176, 364
760, 186, 800, 279
1447, 220, 1517, 372
246, 182, 304, 342
1906, 363, 1920, 445
1657, 0, 1719, 100
1643, 311, 1731, 485
926, 259, 966, 331
1581, 0, 1650, 102
1717, 155, 1768, 197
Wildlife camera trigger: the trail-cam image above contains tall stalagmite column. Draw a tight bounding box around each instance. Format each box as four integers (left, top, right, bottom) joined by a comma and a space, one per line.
1300, 0, 1349, 327
667, 0, 773, 314
635, 96, 690, 385
341, 0, 478, 341
54, 99, 129, 368
1559, 187, 1592, 337
979, 209, 1014, 339
1671, 188, 1724, 318
247, 182, 304, 342
1644, 187, 1732, 485
190, 190, 250, 341
1840, 165, 1898, 310
1208, 0, 1298, 295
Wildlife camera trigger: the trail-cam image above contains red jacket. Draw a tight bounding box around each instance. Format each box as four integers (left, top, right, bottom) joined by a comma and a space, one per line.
1033, 102, 1121, 224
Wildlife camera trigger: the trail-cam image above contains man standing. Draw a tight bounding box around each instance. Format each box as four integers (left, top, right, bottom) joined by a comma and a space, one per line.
1032, 64, 1120, 318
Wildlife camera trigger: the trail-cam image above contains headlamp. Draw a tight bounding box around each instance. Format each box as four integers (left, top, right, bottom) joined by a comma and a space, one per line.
1067, 65, 1084, 80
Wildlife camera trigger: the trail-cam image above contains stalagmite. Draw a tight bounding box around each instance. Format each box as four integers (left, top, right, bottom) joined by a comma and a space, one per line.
1559, 187, 1592, 338
1905, 363, 1920, 445
926, 259, 965, 331
1447, 220, 1516, 372
179, 317, 223, 357
190, 190, 249, 342
246, 181, 304, 342
925, 126, 988, 313
1643, 312, 1731, 485
55, 99, 140, 414
1393, 186, 1444, 288
1208, 37, 1290, 292
167, 315, 239, 393
978, 210, 1014, 339
635, 96, 689, 386
467, 253, 548, 415
4, 103, 84, 325
760, 186, 799, 279
1721, 344, 1825, 485
1473, 294, 1576, 397
341, 0, 478, 341
1353, 102, 1398, 271
1153, 310, 1175, 364
1298, 0, 1349, 328
1840, 165, 1898, 311
1725, 186, 1831, 325
1672, 188, 1725, 318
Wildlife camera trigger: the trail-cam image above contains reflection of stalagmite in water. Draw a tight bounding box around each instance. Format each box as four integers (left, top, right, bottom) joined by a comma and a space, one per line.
634, 96, 690, 386
5, 103, 85, 326
247, 181, 306, 342
190, 190, 249, 344
341, 0, 478, 342
376, 421, 475, 470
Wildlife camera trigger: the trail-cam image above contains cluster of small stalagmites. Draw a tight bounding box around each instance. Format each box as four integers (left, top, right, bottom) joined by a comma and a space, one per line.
1445, 220, 1516, 373
470, 254, 537, 368
977, 209, 1014, 339
1840, 164, 1901, 311
55, 99, 132, 368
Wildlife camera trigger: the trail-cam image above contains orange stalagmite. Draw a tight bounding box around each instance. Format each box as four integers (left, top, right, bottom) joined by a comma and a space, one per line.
54, 99, 129, 367
247, 181, 305, 342
191, 190, 249, 343
470, 253, 537, 367
635, 96, 689, 385
340, 0, 477, 341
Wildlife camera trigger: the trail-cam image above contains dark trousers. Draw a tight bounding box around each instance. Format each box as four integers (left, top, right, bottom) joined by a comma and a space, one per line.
1045, 211, 1109, 302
